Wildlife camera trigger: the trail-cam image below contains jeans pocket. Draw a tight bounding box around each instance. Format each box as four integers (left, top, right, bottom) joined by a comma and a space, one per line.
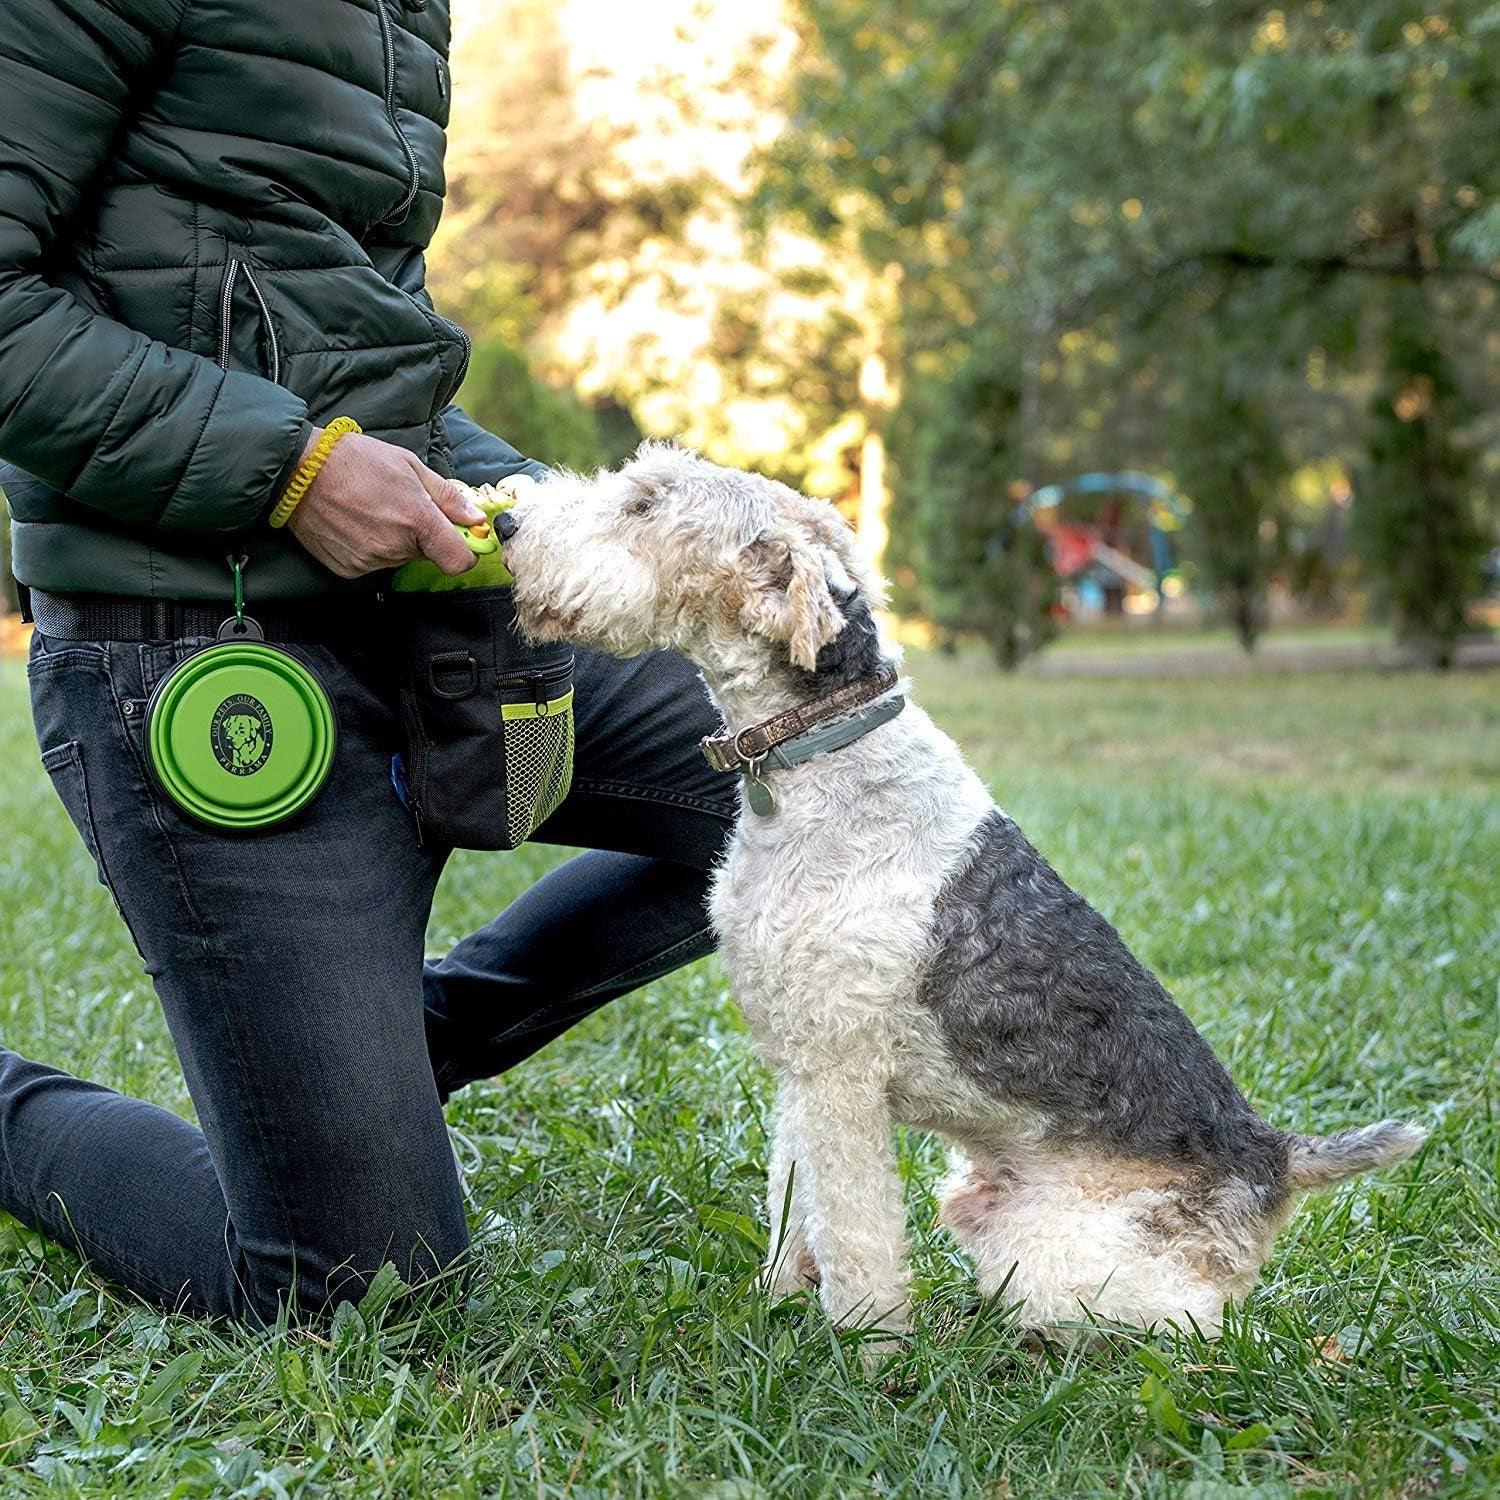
31, 646, 155, 959
39, 740, 110, 891
393, 588, 575, 850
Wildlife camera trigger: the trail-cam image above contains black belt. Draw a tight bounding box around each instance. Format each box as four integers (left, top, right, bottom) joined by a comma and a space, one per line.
27, 589, 381, 645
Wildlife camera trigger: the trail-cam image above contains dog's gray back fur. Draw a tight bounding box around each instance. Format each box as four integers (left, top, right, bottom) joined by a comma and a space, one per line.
920, 811, 1289, 1195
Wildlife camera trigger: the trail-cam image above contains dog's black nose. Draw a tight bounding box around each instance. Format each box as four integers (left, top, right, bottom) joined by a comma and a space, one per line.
495, 510, 520, 540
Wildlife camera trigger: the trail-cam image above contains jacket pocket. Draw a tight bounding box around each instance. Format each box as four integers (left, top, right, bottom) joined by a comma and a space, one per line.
393, 588, 575, 851
216, 258, 282, 384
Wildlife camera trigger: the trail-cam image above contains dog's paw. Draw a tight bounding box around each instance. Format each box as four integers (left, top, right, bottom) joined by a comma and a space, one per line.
843, 1318, 910, 1375
824, 1288, 911, 1348
762, 1246, 821, 1300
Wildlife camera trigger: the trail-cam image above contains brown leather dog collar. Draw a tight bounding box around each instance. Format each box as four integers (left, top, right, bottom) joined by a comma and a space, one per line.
700, 663, 901, 773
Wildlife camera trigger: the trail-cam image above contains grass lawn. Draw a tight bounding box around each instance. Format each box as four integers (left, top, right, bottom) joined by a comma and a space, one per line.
0, 650, 1495, 1497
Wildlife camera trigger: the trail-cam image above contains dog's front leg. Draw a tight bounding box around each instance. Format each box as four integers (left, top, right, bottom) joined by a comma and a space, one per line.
780, 1072, 910, 1341
763, 1084, 817, 1298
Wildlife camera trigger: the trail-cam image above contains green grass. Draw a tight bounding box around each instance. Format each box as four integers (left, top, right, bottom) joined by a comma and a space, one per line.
0, 650, 1495, 1498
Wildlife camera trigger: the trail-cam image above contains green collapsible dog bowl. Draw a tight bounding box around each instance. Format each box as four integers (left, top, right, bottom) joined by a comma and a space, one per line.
146, 628, 337, 831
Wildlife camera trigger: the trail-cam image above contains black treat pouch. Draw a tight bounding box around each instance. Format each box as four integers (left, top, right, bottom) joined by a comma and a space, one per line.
393, 588, 574, 850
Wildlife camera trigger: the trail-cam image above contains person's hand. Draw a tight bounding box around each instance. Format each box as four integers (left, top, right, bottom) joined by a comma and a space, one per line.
285, 429, 486, 579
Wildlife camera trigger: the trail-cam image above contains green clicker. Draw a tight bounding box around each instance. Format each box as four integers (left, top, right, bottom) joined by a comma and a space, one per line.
389, 491, 514, 593
144, 556, 337, 831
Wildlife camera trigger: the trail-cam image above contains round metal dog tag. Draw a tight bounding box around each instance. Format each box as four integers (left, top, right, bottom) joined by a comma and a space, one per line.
145, 618, 337, 831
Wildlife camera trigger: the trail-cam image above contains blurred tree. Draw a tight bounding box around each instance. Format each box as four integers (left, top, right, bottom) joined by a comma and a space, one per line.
433, 0, 881, 528
1356, 285, 1484, 667
911, 344, 1058, 667
769, 0, 1498, 659
456, 341, 615, 474
1166, 344, 1290, 653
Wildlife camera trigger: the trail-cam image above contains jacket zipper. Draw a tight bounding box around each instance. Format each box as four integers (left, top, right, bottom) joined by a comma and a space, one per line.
374, 0, 467, 428
375, 0, 422, 225
217, 259, 282, 385
215, 260, 240, 368
239, 264, 281, 385
453, 320, 472, 386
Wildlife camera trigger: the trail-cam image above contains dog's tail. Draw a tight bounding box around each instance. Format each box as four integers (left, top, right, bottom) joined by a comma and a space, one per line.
1285, 1121, 1427, 1191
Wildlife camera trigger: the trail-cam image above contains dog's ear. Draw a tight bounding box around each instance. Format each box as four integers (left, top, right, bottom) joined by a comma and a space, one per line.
621, 439, 690, 509
625, 470, 669, 509
737, 526, 846, 671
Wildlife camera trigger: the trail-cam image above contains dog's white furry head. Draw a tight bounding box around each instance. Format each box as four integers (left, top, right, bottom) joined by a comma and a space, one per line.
502, 443, 885, 680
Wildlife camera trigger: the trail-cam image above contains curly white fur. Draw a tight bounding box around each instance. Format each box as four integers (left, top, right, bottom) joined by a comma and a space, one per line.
499, 443, 1424, 1347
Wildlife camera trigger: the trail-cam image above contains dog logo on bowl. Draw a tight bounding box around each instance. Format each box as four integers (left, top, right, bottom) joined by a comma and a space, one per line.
210, 693, 273, 776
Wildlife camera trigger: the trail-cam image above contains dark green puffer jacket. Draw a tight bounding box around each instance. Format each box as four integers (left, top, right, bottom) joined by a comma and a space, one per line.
0, 0, 545, 602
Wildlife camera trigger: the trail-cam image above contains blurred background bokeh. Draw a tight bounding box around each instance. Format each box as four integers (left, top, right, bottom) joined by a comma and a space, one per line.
414, 0, 1499, 673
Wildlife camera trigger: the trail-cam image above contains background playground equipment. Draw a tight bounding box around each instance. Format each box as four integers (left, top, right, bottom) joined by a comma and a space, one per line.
1012, 473, 1191, 618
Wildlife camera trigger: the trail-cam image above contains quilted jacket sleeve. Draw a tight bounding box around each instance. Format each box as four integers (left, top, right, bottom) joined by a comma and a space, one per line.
0, 0, 310, 534
441, 405, 551, 487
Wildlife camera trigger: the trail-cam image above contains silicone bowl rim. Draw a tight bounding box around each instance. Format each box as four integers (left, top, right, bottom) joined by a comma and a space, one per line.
144, 640, 338, 831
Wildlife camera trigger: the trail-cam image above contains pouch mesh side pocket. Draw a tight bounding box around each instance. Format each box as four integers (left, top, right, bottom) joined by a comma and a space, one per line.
500, 686, 575, 846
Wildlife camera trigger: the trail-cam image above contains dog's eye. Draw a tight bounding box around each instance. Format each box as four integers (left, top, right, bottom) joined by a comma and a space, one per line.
625, 493, 656, 518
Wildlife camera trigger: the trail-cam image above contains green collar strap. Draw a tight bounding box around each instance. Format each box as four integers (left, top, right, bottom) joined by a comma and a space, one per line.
700, 679, 906, 817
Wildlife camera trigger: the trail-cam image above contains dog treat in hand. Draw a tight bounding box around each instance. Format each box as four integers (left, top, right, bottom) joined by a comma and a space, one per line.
391, 476, 535, 593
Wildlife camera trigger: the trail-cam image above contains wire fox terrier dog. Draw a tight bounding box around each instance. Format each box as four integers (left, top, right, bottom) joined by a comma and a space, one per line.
495, 444, 1425, 1343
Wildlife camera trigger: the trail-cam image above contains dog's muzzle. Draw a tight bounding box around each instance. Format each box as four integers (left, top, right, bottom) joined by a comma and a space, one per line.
494, 510, 520, 540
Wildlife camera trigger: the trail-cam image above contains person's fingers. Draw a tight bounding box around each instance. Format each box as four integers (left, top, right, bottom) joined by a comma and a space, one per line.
417, 466, 486, 526
414, 503, 478, 576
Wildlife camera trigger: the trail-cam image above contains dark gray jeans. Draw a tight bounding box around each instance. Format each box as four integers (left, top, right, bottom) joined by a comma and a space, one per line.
4, 626, 735, 1321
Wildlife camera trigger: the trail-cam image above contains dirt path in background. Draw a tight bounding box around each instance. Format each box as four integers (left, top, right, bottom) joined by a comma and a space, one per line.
1022, 636, 1500, 677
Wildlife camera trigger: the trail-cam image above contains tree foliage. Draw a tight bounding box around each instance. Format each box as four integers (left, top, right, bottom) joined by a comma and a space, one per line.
908, 340, 1059, 666
1165, 346, 1290, 653
433, 1, 874, 500
456, 341, 622, 475
1356, 285, 1485, 666
768, 0, 1498, 662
